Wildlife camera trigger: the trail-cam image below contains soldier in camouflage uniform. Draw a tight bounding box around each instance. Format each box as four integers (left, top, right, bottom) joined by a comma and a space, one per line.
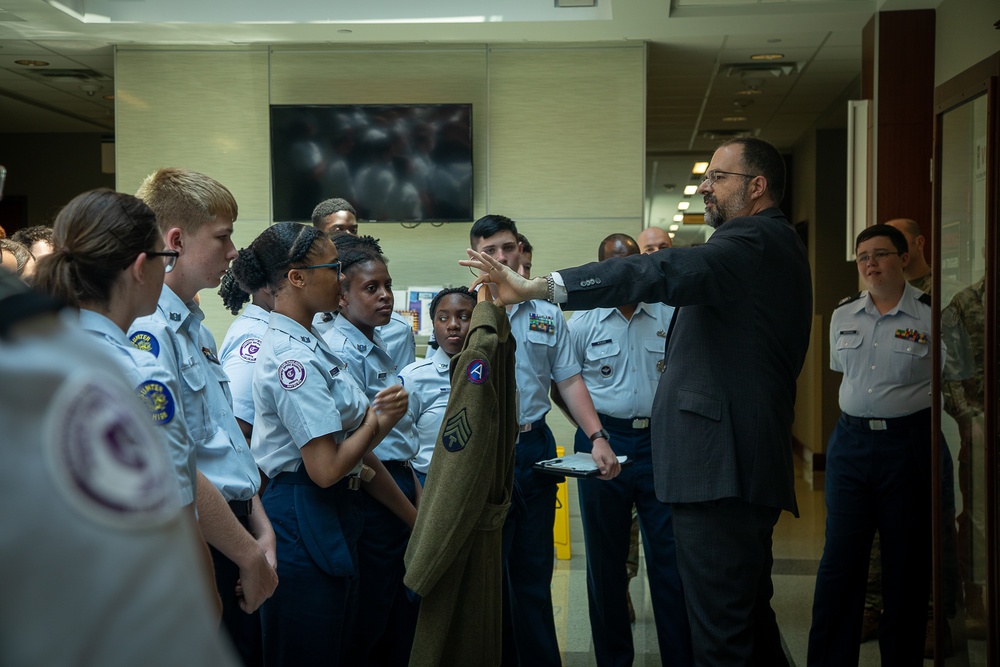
942, 277, 987, 635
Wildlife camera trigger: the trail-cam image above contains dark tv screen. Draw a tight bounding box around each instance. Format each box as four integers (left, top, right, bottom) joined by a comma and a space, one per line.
270, 104, 473, 223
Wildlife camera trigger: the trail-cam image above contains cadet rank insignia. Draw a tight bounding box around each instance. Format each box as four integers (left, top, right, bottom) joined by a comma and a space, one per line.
279, 360, 307, 390
442, 408, 472, 452
528, 313, 556, 334
136, 380, 176, 425
466, 359, 488, 384
895, 328, 928, 344
239, 337, 261, 362
202, 347, 220, 364
129, 331, 160, 357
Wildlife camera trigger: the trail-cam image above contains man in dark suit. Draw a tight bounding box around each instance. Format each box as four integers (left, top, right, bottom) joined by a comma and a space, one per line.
462, 137, 812, 666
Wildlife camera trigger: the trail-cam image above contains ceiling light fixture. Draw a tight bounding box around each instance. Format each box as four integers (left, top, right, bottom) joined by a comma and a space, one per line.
14, 59, 49, 67
677, 201, 690, 211
673, 214, 684, 223
683, 185, 697, 195
751, 53, 784, 61
669, 224, 680, 231
692, 161, 709, 175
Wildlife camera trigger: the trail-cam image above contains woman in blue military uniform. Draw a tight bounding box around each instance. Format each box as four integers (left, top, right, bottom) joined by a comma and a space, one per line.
400, 287, 477, 484
321, 233, 421, 665
232, 222, 411, 666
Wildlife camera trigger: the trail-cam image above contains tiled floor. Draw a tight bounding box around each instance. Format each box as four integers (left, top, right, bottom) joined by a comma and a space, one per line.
544, 427, 987, 665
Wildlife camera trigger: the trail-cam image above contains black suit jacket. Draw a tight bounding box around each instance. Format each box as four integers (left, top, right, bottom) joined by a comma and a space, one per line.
560, 208, 811, 514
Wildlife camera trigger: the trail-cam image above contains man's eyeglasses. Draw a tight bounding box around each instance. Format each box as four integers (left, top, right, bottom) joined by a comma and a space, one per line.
296, 261, 342, 275
146, 249, 180, 273
701, 169, 757, 186
855, 250, 900, 264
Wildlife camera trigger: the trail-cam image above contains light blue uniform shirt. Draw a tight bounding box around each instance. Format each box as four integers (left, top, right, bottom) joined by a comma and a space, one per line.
831, 282, 941, 418
313, 310, 416, 373
219, 304, 270, 425
509, 299, 581, 425
398, 346, 452, 474
79, 309, 197, 506
567, 302, 675, 419
252, 312, 369, 478
130, 285, 260, 502
323, 314, 417, 462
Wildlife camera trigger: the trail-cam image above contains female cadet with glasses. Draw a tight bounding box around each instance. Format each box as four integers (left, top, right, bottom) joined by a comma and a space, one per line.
233, 222, 412, 666
30, 188, 219, 606
321, 233, 421, 665
400, 286, 478, 484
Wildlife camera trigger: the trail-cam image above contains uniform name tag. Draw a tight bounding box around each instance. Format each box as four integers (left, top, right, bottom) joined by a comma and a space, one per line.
839, 329, 858, 335
377, 371, 387, 380
591, 339, 613, 347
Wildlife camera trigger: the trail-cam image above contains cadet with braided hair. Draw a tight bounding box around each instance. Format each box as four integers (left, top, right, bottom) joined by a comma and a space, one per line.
322, 232, 422, 664
238, 222, 411, 666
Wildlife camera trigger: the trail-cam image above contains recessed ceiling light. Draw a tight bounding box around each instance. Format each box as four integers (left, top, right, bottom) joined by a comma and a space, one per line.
692, 162, 709, 175
668, 232, 675, 238
669, 224, 680, 231
673, 214, 684, 223
683, 185, 697, 195
677, 201, 690, 211
722, 116, 748, 122
14, 59, 49, 67
751, 53, 784, 61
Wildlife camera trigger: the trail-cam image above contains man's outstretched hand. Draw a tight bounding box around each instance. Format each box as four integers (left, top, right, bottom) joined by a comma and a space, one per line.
460, 249, 547, 307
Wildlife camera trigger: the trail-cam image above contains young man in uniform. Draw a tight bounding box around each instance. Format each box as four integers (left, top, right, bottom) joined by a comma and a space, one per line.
469, 214, 619, 666
311, 197, 360, 236
807, 224, 938, 665
130, 168, 278, 666
568, 233, 691, 666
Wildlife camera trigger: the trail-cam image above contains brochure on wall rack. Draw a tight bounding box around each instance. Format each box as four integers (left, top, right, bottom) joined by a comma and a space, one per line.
533, 454, 631, 478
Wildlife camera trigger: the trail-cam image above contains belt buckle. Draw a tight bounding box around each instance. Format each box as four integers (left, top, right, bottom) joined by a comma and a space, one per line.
868, 419, 887, 431
520, 423, 532, 433
631, 418, 650, 430
347, 476, 361, 491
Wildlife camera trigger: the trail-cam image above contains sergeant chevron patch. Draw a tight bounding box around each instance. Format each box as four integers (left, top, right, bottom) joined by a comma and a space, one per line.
442, 408, 472, 452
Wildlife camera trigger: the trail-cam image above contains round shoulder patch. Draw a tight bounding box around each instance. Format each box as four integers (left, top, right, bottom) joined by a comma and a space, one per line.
466, 359, 488, 384
239, 337, 262, 362
44, 372, 179, 528
136, 380, 176, 426
600, 364, 613, 378
129, 330, 160, 358
279, 359, 307, 390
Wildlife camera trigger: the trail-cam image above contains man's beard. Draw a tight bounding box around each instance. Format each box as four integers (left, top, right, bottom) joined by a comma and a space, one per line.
704, 187, 750, 229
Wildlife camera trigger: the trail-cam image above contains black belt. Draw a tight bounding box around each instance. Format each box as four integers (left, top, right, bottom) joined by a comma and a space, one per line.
271, 467, 362, 490
227, 498, 253, 518
519, 418, 546, 433
841, 409, 929, 431
599, 414, 651, 430
382, 459, 411, 469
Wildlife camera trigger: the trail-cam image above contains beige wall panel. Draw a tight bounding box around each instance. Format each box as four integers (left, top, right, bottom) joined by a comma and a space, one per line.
115, 50, 271, 223
488, 47, 644, 220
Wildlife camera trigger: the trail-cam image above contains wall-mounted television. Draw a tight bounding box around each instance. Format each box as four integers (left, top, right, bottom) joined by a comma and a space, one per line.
270, 103, 473, 223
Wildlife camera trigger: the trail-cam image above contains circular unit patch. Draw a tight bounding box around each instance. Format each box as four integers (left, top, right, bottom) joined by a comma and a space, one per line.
466, 359, 488, 384
279, 359, 307, 390
44, 372, 178, 528
239, 337, 262, 362
136, 380, 176, 425
129, 330, 160, 357
600, 364, 613, 378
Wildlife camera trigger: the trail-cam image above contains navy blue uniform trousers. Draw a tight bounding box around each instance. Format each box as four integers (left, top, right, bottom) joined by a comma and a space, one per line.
351, 461, 420, 666
808, 410, 933, 666
259, 470, 362, 666
501, 422, 561, 666
575, 418, 693, 667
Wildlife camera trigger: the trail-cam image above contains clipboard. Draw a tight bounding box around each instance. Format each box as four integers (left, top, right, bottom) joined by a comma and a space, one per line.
533, 453, 631, 478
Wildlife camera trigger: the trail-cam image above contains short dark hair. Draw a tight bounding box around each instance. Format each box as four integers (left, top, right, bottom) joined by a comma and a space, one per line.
332, 234, 386, 280
598, 233, 638, 261
516, 233, 532, 254
311, 198, 356, 227
11, 225, 54, 250
856, 224, 908, 255
430, 286, 476, 318
470, 214, 518, 246
720, 137, 786, 204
